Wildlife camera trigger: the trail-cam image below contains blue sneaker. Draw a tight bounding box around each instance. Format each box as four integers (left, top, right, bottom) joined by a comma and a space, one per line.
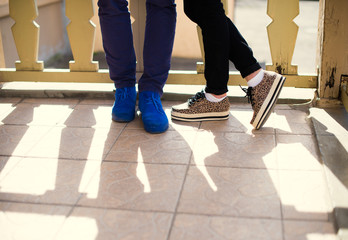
112, 86, 136, 122
139, 91, 169, 134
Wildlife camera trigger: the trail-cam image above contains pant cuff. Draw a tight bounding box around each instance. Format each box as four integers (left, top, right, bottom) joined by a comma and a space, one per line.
204, 86, 228, 95
240, 62, 262, 79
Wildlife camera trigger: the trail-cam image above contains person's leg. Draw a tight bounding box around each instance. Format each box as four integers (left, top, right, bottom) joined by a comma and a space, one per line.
184, 0, 262, 93
220, 7, 286, 130
138, 0, 176, 133
224, 12, 285, 130
171, 0, 230, 122
184, 0, 229, 95
98, 0, 136, 88
172, 0, 285, 128
98, 0, 136, 122
226, 18, 261, 79
138, 0, 176, 95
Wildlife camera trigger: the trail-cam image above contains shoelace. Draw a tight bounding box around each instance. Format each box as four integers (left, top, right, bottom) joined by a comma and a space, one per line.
188, 90, 205, 106
144, 94, 162, 113
116, 88, 129, 101
239, 85, 254, 106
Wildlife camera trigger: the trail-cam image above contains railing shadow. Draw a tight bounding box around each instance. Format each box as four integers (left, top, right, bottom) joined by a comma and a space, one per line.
309, 106, 348, 236
0, 100, 344, 239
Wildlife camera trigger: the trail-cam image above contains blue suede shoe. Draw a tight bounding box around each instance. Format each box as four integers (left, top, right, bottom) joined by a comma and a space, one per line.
112, 86, 136, 122
139, 91, 169, 134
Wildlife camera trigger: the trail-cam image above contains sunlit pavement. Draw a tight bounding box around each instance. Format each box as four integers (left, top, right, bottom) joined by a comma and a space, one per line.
0, 96, 346, 240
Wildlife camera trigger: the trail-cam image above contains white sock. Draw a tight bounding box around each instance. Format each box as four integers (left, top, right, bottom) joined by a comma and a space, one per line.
205, 92, 227, 103
247, 69, 264, 87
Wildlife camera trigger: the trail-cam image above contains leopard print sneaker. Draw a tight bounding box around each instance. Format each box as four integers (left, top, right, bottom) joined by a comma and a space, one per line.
171, 91, 230, 122
242, 71, 286, 130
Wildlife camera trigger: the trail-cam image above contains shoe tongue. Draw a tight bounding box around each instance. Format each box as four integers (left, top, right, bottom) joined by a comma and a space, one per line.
193, 91, 205, 100
188, 91, 205, 106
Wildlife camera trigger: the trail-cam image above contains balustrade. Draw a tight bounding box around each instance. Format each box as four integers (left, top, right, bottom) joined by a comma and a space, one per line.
0, 0, 321, 89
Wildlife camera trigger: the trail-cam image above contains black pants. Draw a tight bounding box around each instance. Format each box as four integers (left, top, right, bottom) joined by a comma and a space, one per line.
184, 0, 261, 95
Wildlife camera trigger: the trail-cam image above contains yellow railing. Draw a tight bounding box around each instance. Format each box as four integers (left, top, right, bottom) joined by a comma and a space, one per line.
0, 0, 317, 89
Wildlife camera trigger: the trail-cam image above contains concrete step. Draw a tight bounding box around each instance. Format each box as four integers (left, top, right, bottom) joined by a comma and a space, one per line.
0, 82, 316, 105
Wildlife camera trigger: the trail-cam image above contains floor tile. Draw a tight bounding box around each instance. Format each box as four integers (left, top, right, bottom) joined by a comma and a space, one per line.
275, 109, 313, 135
62, 104, 126, 128
78, 162, 186, 212
283, 220, 337, 240
199, 111, 246, 133
168, 119, 201, 131
0, 125, 52, 156
0, 202, 72, 240
311, 114, 335, 137
56, 207, 172, 240
167, 114, 201, 133
0, 103, 74, 126
0, 158, 100, 205
178, 166, 281, 218
78, 99, 114, 105
0, 156, 22, 182
276, 134, 322, 170
200, 109, 276, 134
106, 129, 196, 164
122, 112, 144, 130
191, 131, 277, 169
126, 108, 200, 132
279, 170, 332, 221
170, 214, 282, 240
316, 134, 348, 213
0, 102, 17, 122
27, 127, 121, 160
310, 107, 348, 136
0, 99, 340, 239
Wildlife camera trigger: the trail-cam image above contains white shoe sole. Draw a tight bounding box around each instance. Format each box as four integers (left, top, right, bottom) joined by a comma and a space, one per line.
253, 75, 286, 130
171, 110, 230, 122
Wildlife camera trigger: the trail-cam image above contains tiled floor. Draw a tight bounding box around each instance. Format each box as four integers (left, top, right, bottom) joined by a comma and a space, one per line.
0, 97, 339, 240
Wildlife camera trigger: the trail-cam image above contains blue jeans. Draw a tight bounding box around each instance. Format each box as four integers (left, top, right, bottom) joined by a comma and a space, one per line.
98, 0, 176, 95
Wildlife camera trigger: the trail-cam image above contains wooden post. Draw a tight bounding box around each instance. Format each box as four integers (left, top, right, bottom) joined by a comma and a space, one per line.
317, 0, 348, 100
